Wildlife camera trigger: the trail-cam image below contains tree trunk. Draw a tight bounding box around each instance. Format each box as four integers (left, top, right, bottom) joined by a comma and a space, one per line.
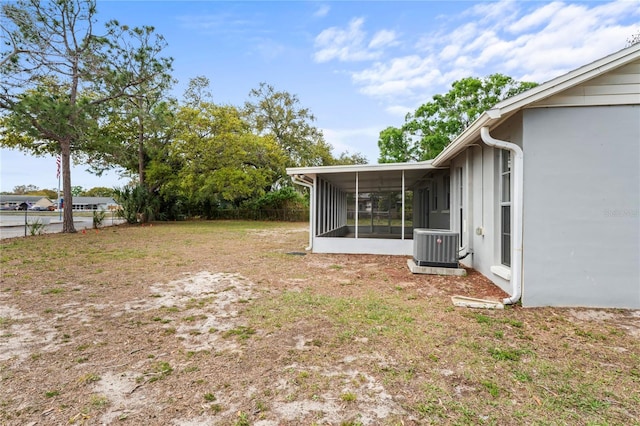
61, 140, 76, 233
138, 109, 145, 186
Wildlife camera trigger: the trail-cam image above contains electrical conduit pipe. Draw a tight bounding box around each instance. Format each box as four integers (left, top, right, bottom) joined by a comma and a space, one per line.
480, 127, 523, 305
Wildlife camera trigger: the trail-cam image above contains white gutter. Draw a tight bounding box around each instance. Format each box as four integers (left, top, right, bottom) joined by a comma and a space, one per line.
292, 174, 314, 251
480, 127, 523, 305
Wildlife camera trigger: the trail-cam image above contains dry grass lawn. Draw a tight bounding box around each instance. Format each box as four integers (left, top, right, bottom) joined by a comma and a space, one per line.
0, 221, 639, 425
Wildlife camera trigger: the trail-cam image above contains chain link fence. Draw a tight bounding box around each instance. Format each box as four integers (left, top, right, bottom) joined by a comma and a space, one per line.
206, 209, 309, 222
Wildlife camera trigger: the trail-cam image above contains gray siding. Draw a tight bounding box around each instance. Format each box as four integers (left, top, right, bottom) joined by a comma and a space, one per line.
532, 60, 640, 108
522, 106, 640, 308
455, 113, 524, 295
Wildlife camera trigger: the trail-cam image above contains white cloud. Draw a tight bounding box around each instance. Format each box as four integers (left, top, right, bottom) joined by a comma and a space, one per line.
322, 127, 382, 162
369, 30, 398, 49
313, 17, 396, 63
466, 0, 520, 26
507, 2, 564, 33
338, 0, 639, 106
314, 4, 331, 18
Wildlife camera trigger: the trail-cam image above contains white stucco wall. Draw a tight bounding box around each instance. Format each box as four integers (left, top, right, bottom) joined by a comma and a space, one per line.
454, 113, 524, 296
522, 105, 640, 308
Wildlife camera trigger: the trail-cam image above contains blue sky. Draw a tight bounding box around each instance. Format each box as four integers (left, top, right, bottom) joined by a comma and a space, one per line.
1, 0, 638, 192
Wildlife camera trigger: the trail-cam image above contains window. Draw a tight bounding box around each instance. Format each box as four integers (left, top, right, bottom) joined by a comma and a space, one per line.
500, 150, 511, 267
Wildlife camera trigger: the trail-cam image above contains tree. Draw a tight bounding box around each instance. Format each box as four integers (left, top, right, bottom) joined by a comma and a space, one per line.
83, 186, 116, 197
330, 151, 369, 165
168, 102, 286, 215
87, 23, 174, 187
244, 83, 334, 169
0, 1, 105, 232
33, 189, 58, 199
12, 185, 39, 195
0, 0, 171, 232
183, 76, 213, 107
71, 186, 85, 196
627, 30, 640, 46
378, 74, 538, 162
377, 126, 414, 164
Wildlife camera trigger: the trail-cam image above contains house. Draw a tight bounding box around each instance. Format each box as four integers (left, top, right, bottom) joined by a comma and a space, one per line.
57, 196, 120, 212
287, 44, 640, 309
0, 195, 54, 210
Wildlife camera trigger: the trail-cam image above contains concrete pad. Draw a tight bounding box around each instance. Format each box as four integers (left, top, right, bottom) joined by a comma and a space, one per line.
451, 295, 504, 309
407, 259, 467, 276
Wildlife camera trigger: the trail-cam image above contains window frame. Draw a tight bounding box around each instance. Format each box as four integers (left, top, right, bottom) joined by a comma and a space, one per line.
499, 150, 512, 267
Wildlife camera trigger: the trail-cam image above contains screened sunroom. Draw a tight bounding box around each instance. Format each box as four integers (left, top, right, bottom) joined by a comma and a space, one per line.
288, 162, 451, 255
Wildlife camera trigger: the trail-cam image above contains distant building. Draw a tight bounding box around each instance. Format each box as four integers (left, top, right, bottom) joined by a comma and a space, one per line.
0, 195, 54, 210
58, 196, 120, 211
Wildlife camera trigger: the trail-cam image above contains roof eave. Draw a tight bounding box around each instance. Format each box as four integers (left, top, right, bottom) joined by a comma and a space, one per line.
286, 160, 438, 176
432, 113, 495, 167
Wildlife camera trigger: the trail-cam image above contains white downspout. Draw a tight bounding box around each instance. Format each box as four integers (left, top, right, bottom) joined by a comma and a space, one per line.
292, 175, 314, 251
480, 127, 523, 305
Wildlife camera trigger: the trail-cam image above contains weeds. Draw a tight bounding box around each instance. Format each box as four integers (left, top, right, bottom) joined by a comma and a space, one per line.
148, 361, 173, 382
41, 287, 64, 295
222, 326, 256, 340
92, 210, 106, 229
340, 392, 357, 402
89, 395, 109, 408
27, 219, 46, 236
481, 380, 500, 397
234, 411, 250, 426
78, 373, 101, 385
489, 347, 527, 361
1, 221, 638, 425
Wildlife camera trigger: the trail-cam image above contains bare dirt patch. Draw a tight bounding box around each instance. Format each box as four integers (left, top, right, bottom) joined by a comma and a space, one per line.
1, 221, 638, 425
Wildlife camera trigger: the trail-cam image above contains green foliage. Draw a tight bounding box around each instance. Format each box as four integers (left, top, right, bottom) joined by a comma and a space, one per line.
329, 151, 369, 165
30, 189, 57, 199
245, 82, 334, 168
27, 219, 46, 236
11, 185, 39, 195
378, 126, 414, 163
113, 184, 159, 224
481, 380, 500, 397
0, 1, 173, 233
242, 187, 307, 211
148, 361, 173, 382
168, 103, 286, 215
92, 210, 106, 229
489, 346, 527, 361
233, 411, 250, 426
82, 187, 116, 197
71, 186, 85, 196
378, 74, 538, 162
340, 392, 357, 402
222, 326, 256, 340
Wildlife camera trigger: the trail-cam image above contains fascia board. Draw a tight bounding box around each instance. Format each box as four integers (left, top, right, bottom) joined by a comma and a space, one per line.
286, 160, 437, 176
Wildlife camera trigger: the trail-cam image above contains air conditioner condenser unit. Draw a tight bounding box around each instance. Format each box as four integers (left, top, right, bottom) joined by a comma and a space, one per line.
413, 229, 459, 268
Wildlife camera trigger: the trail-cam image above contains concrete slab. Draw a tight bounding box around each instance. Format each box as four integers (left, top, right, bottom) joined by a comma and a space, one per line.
407, 259, 467, 276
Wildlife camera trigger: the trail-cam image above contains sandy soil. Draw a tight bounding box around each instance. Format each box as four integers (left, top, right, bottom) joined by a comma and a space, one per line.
1, 222, 638, 425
